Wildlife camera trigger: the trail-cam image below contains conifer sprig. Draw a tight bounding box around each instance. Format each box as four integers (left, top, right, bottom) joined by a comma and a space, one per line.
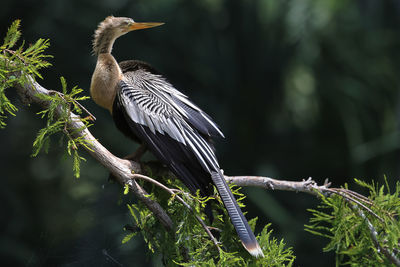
32, 77, 93, 178
1, 21, 92, 178
305, 179, 400, 266
0, 19, 52, 128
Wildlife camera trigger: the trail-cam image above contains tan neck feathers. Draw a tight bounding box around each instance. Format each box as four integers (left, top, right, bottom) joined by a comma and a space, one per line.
90, 54, 122, 112
92, 16, 117, 55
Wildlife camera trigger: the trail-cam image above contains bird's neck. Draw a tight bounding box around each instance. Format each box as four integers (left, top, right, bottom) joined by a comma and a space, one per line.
93, 27, 117, 55
90, 53, 122, 112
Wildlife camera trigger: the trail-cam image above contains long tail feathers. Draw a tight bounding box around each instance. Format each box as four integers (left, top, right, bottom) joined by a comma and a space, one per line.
210, 171, 264, 258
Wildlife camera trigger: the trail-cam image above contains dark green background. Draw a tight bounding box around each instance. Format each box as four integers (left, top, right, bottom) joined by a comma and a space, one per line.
1, 0, 399, 266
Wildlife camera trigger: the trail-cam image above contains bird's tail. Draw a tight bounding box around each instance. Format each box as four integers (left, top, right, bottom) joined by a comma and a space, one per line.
211, 171, 264, 258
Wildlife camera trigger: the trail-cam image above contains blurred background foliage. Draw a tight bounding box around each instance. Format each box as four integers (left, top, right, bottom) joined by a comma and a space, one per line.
1, 0, 399, 266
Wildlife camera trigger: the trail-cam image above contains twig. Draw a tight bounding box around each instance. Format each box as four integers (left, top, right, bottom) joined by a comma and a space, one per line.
4, 49, 29, 66
129, 173, 221, 252
326, 188, 384, 223
340, 188, 373, 205
48, 90, 96, 121
350, 205, 400, 267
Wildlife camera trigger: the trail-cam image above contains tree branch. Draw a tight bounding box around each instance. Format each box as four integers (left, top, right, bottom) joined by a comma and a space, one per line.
225, 176, 330, 197
12, 75, 399, 265
14, 76, 174, 232
226, 175, 385, 221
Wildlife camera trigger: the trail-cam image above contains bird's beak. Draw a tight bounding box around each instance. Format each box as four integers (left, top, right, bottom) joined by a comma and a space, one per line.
129, 22, 164, 31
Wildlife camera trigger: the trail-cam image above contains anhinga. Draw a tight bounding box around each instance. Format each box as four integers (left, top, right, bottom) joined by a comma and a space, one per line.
90, 16, 263, 257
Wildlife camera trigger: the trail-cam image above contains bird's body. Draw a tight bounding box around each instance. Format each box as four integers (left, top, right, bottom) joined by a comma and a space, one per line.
90, 16, 263, 257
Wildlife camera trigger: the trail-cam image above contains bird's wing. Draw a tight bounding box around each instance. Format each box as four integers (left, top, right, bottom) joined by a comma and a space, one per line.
119, 61, 224, 139
170, 93, 225, 139
117, 74, 219, 174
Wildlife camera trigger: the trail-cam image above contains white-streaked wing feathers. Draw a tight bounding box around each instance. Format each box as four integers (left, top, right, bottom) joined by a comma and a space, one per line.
124, 69, 224, 137
118, 74, 220, 172
120, 82, 187, 145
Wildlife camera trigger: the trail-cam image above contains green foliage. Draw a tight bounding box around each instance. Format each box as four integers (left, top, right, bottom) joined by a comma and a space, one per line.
0, 20, 51, 128
0, 21, 91, 178
123, 178, 295, 266
305, 179, 400, 266
32, 77, 92, 178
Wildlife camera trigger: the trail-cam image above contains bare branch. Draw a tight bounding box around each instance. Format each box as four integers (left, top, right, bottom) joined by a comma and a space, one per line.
225, 176, 329, 197
226, 175, 384, 221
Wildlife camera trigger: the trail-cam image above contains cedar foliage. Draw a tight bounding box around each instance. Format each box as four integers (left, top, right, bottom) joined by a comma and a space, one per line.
305, 178, 400, 266
0, 20, 92, 178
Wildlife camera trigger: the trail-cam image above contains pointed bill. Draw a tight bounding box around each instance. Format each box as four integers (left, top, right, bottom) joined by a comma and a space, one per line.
129, 22, 164, 31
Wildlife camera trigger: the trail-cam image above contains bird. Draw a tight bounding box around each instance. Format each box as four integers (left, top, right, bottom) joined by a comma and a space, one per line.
90, 16, 264, 258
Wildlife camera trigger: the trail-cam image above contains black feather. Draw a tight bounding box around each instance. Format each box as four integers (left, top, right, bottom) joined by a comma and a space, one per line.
171, 94, 224, 138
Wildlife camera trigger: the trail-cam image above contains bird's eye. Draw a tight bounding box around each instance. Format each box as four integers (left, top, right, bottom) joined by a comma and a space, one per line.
124, 20, 133, 25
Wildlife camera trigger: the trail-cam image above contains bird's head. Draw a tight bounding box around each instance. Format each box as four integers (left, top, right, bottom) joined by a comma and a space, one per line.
93, 16, 164, 55
105, 16, 163, 36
